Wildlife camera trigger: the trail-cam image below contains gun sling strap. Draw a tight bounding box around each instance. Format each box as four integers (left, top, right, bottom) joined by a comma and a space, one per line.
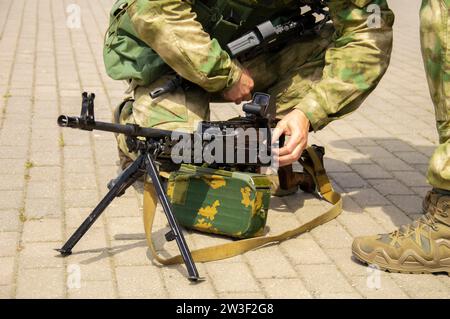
142, 146, 342, 265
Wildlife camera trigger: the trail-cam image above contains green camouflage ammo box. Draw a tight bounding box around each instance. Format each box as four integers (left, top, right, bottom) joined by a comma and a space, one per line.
167, 165, 272, 239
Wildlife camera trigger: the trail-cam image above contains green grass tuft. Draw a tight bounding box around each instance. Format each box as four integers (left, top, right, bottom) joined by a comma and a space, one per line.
25, 161, 34, 169
58, 134, 65, 147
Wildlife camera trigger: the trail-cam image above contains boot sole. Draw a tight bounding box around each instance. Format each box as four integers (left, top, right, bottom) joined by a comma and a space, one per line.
352, 241, 450, 276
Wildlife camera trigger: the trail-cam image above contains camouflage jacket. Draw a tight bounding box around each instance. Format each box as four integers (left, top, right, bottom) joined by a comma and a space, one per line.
127, 0, 394, 129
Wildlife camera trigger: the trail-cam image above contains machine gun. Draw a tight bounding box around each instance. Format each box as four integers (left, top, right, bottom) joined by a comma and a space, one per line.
150, 5, 330, 98
56, 92, 273, 281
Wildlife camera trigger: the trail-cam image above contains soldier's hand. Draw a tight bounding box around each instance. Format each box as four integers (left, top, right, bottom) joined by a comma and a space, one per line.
222, 69, 254, 104
272, 109, 310, 167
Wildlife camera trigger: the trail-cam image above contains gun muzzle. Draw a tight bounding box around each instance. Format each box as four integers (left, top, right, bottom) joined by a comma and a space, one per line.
57, 115, 81, 128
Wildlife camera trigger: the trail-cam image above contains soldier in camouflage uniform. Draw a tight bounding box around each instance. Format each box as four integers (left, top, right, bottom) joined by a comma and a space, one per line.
104, 0, 396, 260
352, 0, 450, 274
104, 0, 395, 168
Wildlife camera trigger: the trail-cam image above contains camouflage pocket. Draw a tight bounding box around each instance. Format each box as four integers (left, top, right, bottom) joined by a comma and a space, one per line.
132, 76, 189, 128
167, 165, 272, 239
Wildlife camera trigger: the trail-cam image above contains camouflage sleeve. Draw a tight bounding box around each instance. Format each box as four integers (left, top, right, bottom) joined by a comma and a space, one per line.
295, 0, 395, 131
127, 0, 242, 93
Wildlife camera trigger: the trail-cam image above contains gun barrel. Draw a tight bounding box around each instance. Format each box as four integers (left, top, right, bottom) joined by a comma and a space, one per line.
58, 115, 81, 128
57, 115, 180, 139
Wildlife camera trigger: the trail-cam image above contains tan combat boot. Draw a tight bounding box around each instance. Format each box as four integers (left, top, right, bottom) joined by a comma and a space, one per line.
352, 190, 450, 274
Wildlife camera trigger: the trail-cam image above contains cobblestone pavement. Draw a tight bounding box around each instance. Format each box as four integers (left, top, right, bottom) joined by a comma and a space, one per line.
0, 0, 449, 299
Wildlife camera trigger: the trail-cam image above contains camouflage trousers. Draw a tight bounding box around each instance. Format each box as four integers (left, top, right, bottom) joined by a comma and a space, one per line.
117, 24, 373, 161
420, 0, 450, 191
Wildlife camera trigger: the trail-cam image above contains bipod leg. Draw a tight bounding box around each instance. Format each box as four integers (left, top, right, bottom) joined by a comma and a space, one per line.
144, 153, 200, 281
56, 155, 146, 256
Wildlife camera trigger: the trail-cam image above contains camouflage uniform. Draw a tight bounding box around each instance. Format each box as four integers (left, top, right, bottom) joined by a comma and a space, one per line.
420, 0, 450, 191
114, 0, 395, 161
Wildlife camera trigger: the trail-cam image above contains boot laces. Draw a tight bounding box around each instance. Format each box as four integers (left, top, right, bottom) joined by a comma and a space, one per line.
389, 213, 437, 244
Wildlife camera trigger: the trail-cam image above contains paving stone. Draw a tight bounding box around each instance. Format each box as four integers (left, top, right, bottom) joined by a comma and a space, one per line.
330, 150, 372, 165
16, 267, 65, 298
0, 210, 20, 232
375, 139, 416, 152
64, 173, 97, 190
364, 206, 412, 231
411, 186, 432, 197
63, 146, 94, 160
0, 285, 13, 299
332, 192, 358, 214
28, 166, 61, 182
310, 220, 354, 249
245, 246, 297, 279
316, 292, 362, 299
368, 179, 414, 196
325, 248, 369, 278
280, 238, 331, 265
261, 279, 312, 299
219, 292, 267, 299
352, 275, 409, 299
329, 172, 368, 189
64, 189, 99, 208
116, 265, 167, 298
390, 273, 450, 299
18, 242, 64, 269
346, 188, 391, 207
68, 281, 116, 299
0, 190, 23, 210
206, 262, 260, 293
392, 171, 428, 187
25, 197, 61, 219
108, 217, 144, 241
65, 207, 103, 230
357, 146, 394, 159
394, 151, 430, 165
0, 159, 26, 175
63, 158, 96, 174
30, 151, 61, 166
0, 257, 15, 285
65, 226, 109, 254
106, 196, 141, 217
0, 146, 27, 159
30, 139, 59, 153
387, 195, 423, 214
111, 239, 150, 267
22, 219, 62, 242
322, 158, 352, 172
351, 164, 392, 179
296, 265, 358, 298
372, 157, 414, 171
64, 252, 114, 282
27, 181, 60, 199
162, 264, 217, 299
337, 213, 385, 237
0, 232, 19, 257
